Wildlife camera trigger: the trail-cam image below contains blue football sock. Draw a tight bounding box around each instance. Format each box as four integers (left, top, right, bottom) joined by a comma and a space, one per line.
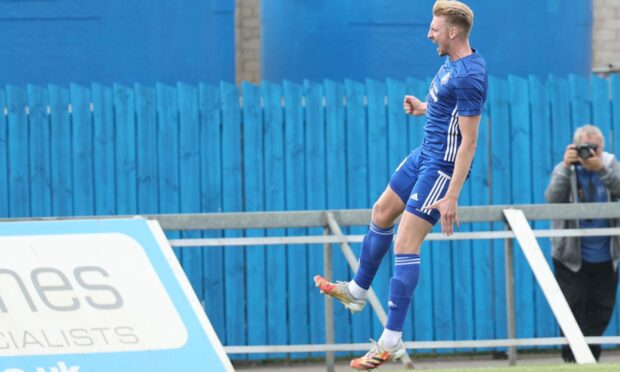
386, 254, 420, 332
352, 222, 394, 290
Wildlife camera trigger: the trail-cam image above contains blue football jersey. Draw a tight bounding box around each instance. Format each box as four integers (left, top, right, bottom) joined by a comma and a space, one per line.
422, 50, 488, 163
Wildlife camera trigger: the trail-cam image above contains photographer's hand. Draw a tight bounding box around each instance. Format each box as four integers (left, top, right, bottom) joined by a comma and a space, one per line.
580, 149, 604, 172
563, 144, 578, 168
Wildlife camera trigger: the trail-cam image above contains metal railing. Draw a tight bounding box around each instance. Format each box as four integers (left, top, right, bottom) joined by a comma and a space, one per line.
151, 202, 620, 370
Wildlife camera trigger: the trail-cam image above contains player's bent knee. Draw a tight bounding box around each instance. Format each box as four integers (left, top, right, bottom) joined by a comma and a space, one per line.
393, 238, 421, 255
371, 202, 395, 228
372, 200, 403, 228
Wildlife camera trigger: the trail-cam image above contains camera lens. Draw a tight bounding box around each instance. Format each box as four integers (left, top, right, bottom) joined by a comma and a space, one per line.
578, 147, 592, 160
576, 143, 598, 160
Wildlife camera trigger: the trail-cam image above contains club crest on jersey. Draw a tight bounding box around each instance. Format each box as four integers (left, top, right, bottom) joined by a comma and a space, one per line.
440, 72, 451, 85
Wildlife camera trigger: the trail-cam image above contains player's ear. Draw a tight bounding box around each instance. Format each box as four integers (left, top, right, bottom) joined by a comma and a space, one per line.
449, 26, 458, 39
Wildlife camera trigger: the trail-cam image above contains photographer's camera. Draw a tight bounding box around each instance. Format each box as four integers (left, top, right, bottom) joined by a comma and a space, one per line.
576, 143, 598, 160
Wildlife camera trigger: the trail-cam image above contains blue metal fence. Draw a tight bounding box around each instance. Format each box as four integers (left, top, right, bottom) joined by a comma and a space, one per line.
1, 75, 620, 359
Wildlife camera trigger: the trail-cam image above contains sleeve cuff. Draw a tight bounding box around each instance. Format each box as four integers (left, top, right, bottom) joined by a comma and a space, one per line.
458, 110, 482, 117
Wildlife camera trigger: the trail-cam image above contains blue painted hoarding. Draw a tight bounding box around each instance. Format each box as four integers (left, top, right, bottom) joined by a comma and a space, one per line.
0, 0, 234, 86
262, 0, 592, 81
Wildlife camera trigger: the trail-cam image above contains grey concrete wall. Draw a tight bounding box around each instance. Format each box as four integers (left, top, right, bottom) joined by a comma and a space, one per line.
593, 0, 620, 71
235, 0, 261, 83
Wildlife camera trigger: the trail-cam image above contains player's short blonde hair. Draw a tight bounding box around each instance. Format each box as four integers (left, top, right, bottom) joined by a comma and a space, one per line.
433, 0, 474, 38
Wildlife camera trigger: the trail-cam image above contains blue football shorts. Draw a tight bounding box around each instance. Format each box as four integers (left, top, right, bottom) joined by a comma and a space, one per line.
388, 147, 455, 225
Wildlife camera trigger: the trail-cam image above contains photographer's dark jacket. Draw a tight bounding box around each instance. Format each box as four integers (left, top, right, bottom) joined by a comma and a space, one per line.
544, 152, 620, 272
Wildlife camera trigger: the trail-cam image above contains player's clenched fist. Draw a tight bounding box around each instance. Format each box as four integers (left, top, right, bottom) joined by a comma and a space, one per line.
403, 95, 427, 116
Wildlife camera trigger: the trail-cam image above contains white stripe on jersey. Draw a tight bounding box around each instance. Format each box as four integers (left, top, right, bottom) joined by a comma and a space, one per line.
444, 107, 459, 162
443, 107, 457, 162
448, 115, 460, 162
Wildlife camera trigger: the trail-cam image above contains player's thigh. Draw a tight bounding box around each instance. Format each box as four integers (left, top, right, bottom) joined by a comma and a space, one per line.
393, 210, 433, 254
388, 148, 421, 203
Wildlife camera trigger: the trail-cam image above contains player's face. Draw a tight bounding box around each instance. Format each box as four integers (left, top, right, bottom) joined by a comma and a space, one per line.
427, 16, 450, 57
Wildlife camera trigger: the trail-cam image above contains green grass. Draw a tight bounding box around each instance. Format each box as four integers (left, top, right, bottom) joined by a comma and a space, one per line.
404, 364, 620, 372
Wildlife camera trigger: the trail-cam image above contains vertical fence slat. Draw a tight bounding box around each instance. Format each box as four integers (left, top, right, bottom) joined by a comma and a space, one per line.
7, 86, 30, 218
283, 80, 309, 358
386, 79, 409, 170
114, 84, 138, 214
304, 80, 327, 355
529, 75, 556, 340
488, 76, 511, 341
569, 74, 592, 130
242, 81, 267, 359
0, 90, 7, 218
325, 79, 350, 354
156, 83, 181, 257
28, 85, 51, 217
365, 78, 391, 337
471, 101, 493, 348
345, 79, 372, 344
92, 83, 116, 215
431, 234, 454, 352
178, 82, 204, 305
70, 84, 94, 216
135, 84, 157, 214
48, 85, 73, 216
220, 82, 246, 352
261, 81, 287, 358
592, 76, 612, 146
454, 169, 474, 351
508, 75, 535, 342
549, 75, 572, 165
406, 78, 435, 346
198, 83, 225, 342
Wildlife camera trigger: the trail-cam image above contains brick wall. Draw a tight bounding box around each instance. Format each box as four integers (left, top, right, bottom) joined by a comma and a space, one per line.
235, 0, 261, 83
593, 0, 620, 71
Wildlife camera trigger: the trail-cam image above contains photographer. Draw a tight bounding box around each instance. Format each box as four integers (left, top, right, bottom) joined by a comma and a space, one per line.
545, 124, 620, 362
